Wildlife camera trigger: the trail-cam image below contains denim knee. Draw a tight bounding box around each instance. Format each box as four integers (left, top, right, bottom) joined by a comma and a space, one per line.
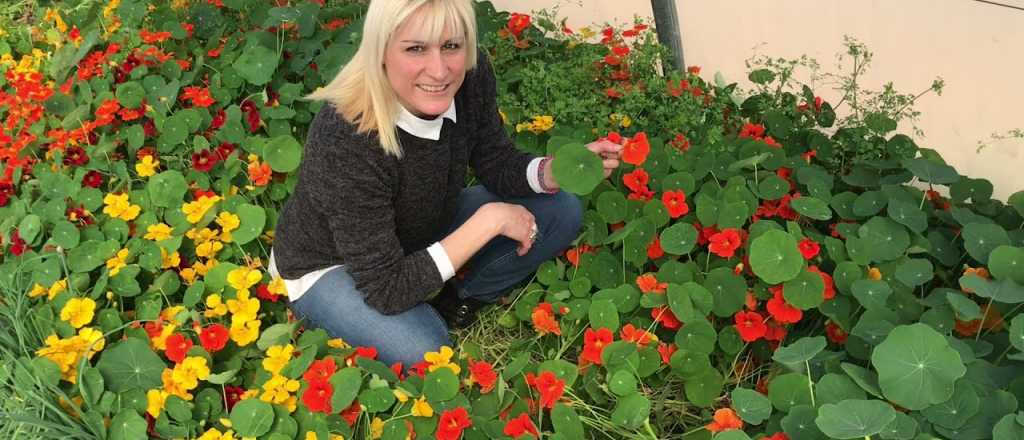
543, 191, 583, 247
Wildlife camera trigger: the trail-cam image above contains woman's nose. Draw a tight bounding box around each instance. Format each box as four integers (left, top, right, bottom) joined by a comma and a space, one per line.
425, 49, 447, 79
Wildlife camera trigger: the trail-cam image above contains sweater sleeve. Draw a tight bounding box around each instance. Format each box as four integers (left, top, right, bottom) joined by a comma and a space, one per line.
467, 50, 538, 198
303, 126, 444, 315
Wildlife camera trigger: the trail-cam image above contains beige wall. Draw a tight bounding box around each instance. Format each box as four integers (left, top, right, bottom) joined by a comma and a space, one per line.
490, 0, 1024, 201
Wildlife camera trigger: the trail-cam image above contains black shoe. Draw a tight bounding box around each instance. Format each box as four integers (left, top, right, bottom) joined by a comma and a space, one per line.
430, 283, 490, 329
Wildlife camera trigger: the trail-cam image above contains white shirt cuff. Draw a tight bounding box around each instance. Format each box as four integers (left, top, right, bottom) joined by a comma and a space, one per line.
526, 157, 546, 194
427, 242, 456, 282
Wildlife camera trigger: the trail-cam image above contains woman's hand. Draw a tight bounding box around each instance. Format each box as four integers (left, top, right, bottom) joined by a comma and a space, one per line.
586, 139, 623, 179
483, 202, 537, 256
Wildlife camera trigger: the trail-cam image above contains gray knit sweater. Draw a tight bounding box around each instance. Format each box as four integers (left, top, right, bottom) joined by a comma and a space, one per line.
273, 51, 536, 315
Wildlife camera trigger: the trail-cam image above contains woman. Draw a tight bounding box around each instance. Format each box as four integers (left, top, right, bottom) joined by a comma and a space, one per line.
269, 0, 622, 368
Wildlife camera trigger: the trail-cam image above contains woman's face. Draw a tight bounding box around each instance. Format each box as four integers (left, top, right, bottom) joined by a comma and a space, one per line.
384, 13, 467, 118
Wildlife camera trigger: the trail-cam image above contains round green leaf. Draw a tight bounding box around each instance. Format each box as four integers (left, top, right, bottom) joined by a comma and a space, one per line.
901, 158, 959, 184
853, 191, 887, 217
758, 174, 790, 200
264, 135, 302, 173
946, 291, 982, 321
887, 200, 928, 234
597, 191, 628, 224
815, 399, 897, 439
231, 204, 266, 245
962, 223, 1010, 265
816, 373, 867, 406
423, 368, 459, 401
921, 380, 979, 430
731, 387, 772, 424
871, 323, 966, 410
859, 217, 910, 263
950, 177, 993, 203
782, 404, 828, 439
96, 338, 166, 392
610, 393, 650, 429
18, 214, 41, 243
684, 369, 723, 408
783, 268, 826, 310
674, 319, 716, 354
551, 142, 603, 195
989, 246, 1024, 283
993, 413, 1024, 440
851, 280, 892, 311
147, 170, 188, 208
358, 387, 396, 413
230, 398, 275, 437
115, 81, 145, 109
329, 367, 362, 411
551, 403, 584, 439
773, 336, 827, 364
1009, 315, 1024, 352
233, 45, 279, 86
768, 373, 813, 412
750, 230, 804, 284
790, 196, 833, 220
608, 370, 637, 396
108, 409, 148, 440
660, 222, 698, 255
50, 220, 80, 250
894, 258, 933, 287
588, 299, 619, 332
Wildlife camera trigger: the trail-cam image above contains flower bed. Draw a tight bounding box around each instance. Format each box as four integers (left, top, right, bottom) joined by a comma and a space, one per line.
2, 1, 1024, 439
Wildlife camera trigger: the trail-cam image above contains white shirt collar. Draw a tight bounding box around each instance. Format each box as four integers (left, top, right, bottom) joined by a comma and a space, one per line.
395, 101, 457, 141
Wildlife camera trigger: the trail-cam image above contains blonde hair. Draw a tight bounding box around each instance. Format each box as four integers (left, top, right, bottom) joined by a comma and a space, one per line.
306, 0, 478, 157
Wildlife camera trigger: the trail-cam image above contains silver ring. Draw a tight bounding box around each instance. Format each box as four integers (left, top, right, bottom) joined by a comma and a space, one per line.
529, 224, 538, 241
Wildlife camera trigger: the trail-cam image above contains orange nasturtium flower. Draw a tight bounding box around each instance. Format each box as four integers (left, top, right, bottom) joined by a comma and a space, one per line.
706, 407, 743, 433
531, 302, 561, 336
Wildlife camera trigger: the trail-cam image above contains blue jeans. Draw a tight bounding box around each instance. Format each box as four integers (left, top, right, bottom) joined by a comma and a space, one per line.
287, 185, 583, 368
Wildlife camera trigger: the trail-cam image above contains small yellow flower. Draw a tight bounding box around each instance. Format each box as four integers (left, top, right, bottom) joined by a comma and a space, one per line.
144, 223, 173, 241
197, 427, 237, 440
146, 389, 169, 418
135, 155, 160, 177
105, 248, 130, 276
27, 283, 47, 298
151, 323, 177, 351
230, 319, 261, 346
370, 417, 384, 439
48, 279, 68, 300
160, 248, 181, 269
267, 277, 288, 297
260, 374, 300, 404
172, 356, 211, 390
195, 240, 223, 259
102, 193, 141, 221
411, 395, 433, 417
205, 293, 229, 318
867, 267, 882, 281
186, 227, 220, 244
327, 338, 349, 349
262, 344, 294, 375
216, 212, 240, 232
423, 346, 460, 375
393, 388, 411, 403
181, 195, 221, 224
227, 290, 260, 323
161, 305, 186, 324
227, 267, 263, 295
60, 297, 96, 328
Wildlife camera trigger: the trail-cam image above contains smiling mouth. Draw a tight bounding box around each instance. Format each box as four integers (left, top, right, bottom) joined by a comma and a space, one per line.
417, 83, 450, 93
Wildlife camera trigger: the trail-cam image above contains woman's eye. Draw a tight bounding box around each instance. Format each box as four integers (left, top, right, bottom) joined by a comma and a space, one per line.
442, 42, 461, 51
406, 45, 424, 53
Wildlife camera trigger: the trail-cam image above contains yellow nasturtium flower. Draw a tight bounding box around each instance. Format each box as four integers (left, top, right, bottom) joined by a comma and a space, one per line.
262, 344, 294, 375
135, 155, 160, 177
411, 396, 434, 417
230, 319, 260, 346
227, 290, 260, 323
195, 240, 223, 259
867, 267, 882, 281
105, 248, 130, 276
60, 297, 96, 328
197, 428, 237, 440
181, 195, 221, 224
146, 389, 169, 418
48, 279, 68, 300
160, 248, 181, 269
424, 346, 460, 375
172, 356, 211, 391
227, 267, 263, 294
102, 193, 141, 221
370, 417, 384, 439
144, 223, 173, 241
259, 374, 300, 405
216, 212, 240, 238
205, 293, 228, 318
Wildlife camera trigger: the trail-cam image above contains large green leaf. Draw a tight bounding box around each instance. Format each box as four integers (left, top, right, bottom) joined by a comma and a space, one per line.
660, 222, 698, 255
815, 399, 897, 439
230, 399, 275, 437
551, 142, 603, 195
610, 393, 650, 429
901, 158, 959, 184
264, 135, 302, 173
108, 409, 148, 440
233, 44, 279, 86
750, 230, 804, 284
731, 387, 772, 424
96, 338, 166, 392
961, 223, 1010, 265
871, 323, 966, 410
232, 203, 266, 245
773, 336, 827, 364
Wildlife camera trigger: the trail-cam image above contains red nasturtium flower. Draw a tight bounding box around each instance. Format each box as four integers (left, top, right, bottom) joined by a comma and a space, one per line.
620, 324, 656, 347
766, 433, 791, 440
582, 327, 613, 365
657, 342, 677, 364
303, 357, 337, 384
164, 333, 193, 363
191, 149, 220, 172
139, 29, 173, 44
437, 407, 473, 440
734, 311, 768, 342
605, 87, 623, 99
340, 399, 361, 426
825, 320, 848, 345
506, 13, 531, 37
199, 323, 229, 352
248, 161, 272, 186
531, 302, 561, 336
708, 228, 743, 258
525, 371, 566, 409
80, 171, 101, 191
807, 265, 836, 300
622, 168, 649, 193
345, 346, 377, 366
181, 86, 216, 108
766, 289, 802, 324
798, 237, 820, 260
468, 359, 498, 393
224, 385, 245, 411
636, 273, 667, 294
706, 408, 743, 432
651, 306, 681, 330
739, 122, 766, 139
621, 132, 650, 165
301, 380, 333, 414
63, 146, 89, 166
564, 244, 596, 267
661, 190, 689, 218
503, 412, 539, 439
647, 236, 664, 259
